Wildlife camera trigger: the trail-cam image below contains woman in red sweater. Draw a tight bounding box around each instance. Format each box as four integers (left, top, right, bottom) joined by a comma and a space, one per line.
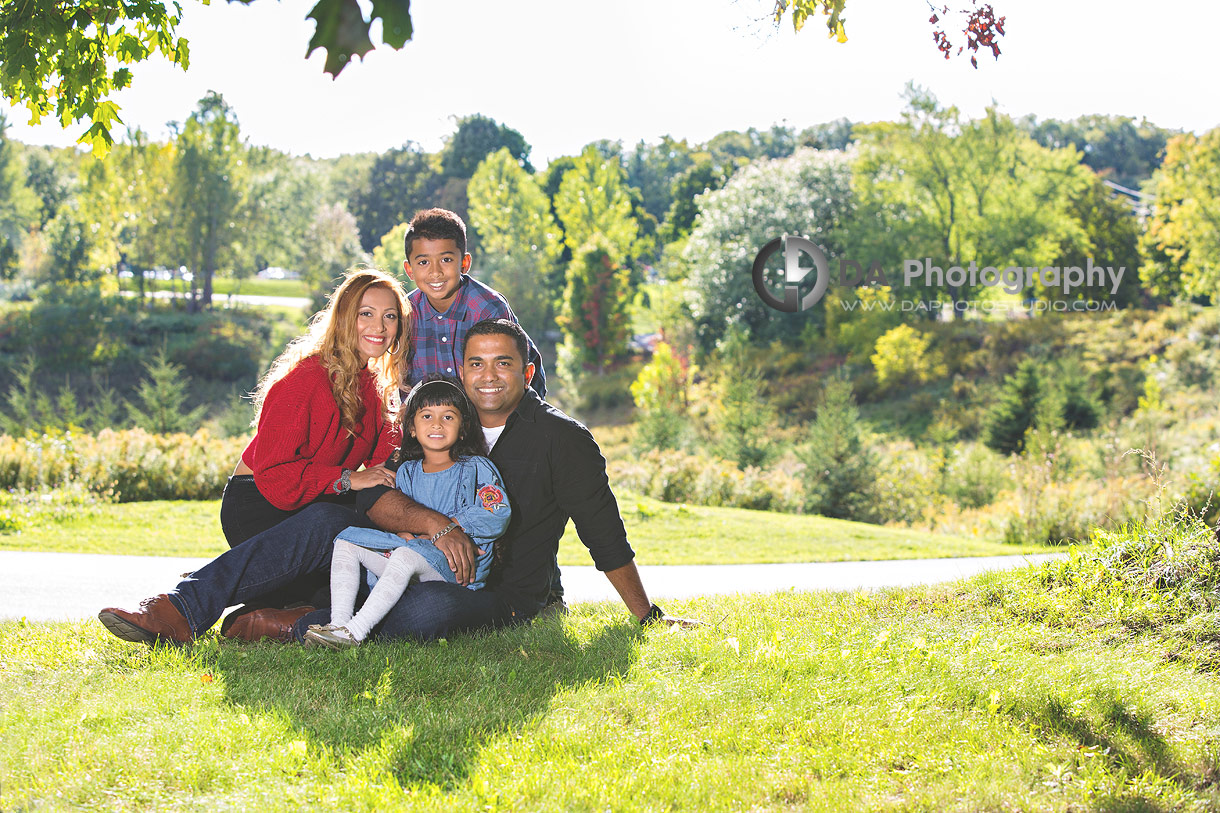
221, 268, 409, 547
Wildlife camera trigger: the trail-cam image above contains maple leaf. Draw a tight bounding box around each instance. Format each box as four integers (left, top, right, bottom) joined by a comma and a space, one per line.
306, 0, 375, 78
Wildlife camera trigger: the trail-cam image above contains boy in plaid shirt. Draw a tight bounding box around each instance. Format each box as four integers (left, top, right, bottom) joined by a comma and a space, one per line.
401, 208, 546, 397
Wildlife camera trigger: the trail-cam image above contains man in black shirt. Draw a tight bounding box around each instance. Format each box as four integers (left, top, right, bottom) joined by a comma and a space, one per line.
330, 318, 691, 640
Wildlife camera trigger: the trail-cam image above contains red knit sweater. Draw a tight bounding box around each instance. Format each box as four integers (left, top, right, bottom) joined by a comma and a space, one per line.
240, 356, 400, 511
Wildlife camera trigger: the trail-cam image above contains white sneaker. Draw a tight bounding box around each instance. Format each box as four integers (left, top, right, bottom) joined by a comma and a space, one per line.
303, 624, 360, 649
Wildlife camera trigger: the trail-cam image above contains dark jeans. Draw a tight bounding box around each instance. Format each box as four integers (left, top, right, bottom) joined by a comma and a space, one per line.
293, 580, 521, 643
220, 475, 301, 547
218, 476, 353, 609
168, 502, 363, 635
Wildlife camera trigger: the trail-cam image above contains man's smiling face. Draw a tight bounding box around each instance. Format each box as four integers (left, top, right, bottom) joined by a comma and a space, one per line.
460, 333, 535, 428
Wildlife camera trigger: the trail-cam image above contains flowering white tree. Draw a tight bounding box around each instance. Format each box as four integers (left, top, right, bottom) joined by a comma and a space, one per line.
684, 148, 855, 351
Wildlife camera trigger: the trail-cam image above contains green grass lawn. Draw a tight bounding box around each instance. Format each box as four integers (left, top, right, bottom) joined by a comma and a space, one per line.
0, 494, 1055, 564
4, 555, 1219, 810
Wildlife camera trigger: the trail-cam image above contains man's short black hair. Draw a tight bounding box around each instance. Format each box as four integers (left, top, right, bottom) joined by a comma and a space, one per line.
465, 318, 529, 367
404, 208, 467, 258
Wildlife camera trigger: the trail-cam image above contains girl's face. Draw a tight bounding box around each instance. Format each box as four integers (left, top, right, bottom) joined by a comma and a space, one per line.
409, 403, 462, 457
354, 285, 400, 364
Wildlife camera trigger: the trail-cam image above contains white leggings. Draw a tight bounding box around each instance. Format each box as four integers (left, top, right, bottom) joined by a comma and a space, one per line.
329, 539, 445, 641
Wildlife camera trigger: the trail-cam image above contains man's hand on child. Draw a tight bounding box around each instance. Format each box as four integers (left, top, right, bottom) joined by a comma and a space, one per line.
414, 528, 477, 584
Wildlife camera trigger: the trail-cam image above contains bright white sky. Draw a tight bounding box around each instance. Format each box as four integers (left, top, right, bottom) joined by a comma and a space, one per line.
3, 0, 1217, 165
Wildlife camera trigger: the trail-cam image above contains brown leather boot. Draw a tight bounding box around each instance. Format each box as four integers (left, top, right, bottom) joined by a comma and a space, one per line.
98, 595, 193, 645
222, 606, 315, 643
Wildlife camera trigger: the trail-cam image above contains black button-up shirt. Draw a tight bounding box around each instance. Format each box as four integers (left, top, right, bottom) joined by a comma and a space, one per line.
357, 389, 634, 617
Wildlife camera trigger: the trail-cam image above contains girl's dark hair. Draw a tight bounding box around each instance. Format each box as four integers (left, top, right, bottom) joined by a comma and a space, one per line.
391, 375, 488, 464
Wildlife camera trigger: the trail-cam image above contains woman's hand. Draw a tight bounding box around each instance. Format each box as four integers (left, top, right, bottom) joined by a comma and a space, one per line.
348, 466, 396, 491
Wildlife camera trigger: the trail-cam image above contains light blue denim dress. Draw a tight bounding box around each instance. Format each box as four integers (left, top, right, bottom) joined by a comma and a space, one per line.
335, 456, 510, 591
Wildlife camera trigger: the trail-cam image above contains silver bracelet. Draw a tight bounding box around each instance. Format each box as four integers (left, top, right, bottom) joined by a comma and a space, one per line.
429, 521, 459, 543
332, 469, 352, 494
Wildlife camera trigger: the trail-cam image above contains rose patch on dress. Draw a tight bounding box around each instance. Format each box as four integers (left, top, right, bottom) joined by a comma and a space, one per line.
477, 484, 505, 510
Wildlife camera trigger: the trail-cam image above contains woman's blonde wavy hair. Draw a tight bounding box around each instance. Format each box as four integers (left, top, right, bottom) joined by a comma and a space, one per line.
251, 267, 412, 435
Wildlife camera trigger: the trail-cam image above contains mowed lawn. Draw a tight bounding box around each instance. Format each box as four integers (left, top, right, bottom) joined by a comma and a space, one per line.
0, 494, 1055, 564
3, 568, 1218, 810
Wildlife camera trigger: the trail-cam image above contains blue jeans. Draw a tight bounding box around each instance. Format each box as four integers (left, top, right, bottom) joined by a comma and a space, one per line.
293, 581, 522, 642
168, 502, 362, 635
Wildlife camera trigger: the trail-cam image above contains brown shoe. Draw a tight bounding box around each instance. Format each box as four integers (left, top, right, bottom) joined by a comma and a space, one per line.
222, 606, 315, 643
98, 594, 193, 645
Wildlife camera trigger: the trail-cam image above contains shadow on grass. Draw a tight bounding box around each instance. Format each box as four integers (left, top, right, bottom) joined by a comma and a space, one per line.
1029, 692, 1220, 808
212, 615, 642, 788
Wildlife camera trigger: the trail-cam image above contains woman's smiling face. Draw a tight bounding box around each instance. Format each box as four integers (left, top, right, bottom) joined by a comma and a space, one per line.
354, 285, 400, 364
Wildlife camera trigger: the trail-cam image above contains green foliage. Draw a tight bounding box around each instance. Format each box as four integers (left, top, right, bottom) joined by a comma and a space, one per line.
440, 114, 531, 178
125, 349, 208, 434
0, 116, 39, 280
554, 146, 640, 265
708, 334, 777, 468
799, 375, 876, 520
629, 342, 687, 451
0, 0, 414, 151
0, 0, 188, 155
300, 203, 366, 309
172, 92, 246, 310
1021, 113, 1177, 190
869, 324, 945, 392
853, 90, 1092, 308
625, 136, 695, 223
657, 157, 730, 244
1045, 362, 1101, 431
467, 148, 561, 334
684, 148, 854, 351
0, 428, 243, 501
370, 222, 410, 280
559, 236, 632, 376
349, 144, 438, 251
983, 360, 1041, 455
1140, 128, 1220, 302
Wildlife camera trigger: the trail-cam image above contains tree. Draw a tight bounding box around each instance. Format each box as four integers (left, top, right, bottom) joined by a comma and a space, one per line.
853, 87, 1091, 309
1021, 114, 1176, 190
554, 146, 640, 265
798, 374, 876, 520
126, 349, 208, 434
658, 157, 730, 244
440, 114, 532, 178
300, 203, 365, 308
625, 136, 695, 223
558, 236, 632, 376
349, 143, 438, 250
171, 92, 246, 311
684, 147, 854, 351
1139, 129, 1220, 303
629, 341, 687, 451
0, 114, 38, 280
467, 148, 562, 336
236, 147, 321, 279
0, 0, 412, 154
982, 360, 1041, 455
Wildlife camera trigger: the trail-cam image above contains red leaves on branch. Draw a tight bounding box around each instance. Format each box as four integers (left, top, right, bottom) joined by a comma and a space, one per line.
926, 1, 1005, 67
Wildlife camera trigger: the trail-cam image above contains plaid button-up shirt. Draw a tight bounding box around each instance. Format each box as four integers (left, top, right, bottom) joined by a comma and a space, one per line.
406, 274, 547, 397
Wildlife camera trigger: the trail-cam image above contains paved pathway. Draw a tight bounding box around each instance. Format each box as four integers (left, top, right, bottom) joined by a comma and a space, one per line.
0, 550, 1061, 623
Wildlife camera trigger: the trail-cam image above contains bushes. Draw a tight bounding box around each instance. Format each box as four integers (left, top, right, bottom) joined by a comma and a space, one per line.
608, 450, 802, 513
0, 429, 246, 501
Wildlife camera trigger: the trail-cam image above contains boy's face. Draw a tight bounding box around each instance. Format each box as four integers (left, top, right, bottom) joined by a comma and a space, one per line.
404, 237, 471, 313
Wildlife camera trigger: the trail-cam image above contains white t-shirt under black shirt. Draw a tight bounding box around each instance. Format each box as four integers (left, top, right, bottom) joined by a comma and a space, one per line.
482, 424, 506, 452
